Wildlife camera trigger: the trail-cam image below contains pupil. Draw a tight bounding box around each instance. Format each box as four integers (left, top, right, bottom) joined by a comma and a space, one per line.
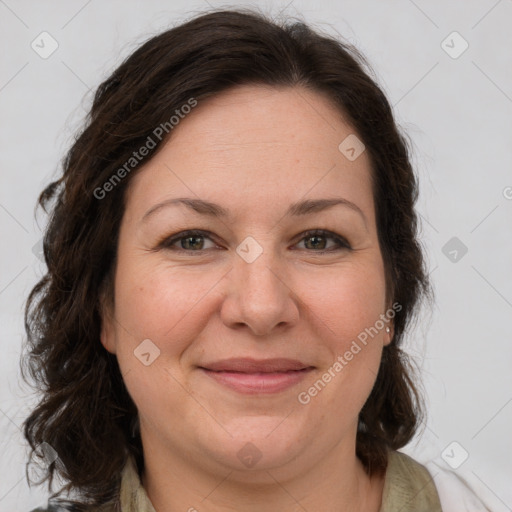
184, 236, 203, 250
308, 235, 325, 250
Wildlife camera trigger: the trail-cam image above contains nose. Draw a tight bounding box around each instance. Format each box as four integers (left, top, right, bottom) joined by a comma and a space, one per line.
220, 243, 300, 337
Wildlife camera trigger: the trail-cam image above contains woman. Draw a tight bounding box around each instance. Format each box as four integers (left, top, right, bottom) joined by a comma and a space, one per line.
23, 8, 445, 511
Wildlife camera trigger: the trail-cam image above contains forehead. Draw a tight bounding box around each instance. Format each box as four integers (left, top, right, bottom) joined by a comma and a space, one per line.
167, 84, 359, 156
124, 85, 375, 224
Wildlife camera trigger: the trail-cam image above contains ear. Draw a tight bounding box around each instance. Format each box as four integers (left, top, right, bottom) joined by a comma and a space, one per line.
383, 323, 394, 347
382, 297, 397, 347
100, 312, 117, 354
99, 284, 117, 355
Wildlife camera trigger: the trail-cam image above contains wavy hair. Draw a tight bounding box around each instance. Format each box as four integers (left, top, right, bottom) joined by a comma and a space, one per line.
21, 8, 430, 509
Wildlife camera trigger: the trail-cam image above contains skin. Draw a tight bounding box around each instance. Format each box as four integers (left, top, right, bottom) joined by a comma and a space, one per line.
100, 84, 393, 512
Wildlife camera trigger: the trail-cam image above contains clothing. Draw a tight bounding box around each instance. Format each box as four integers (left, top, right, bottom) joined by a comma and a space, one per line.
379, 450, 442, 511
30, 450, 443, 511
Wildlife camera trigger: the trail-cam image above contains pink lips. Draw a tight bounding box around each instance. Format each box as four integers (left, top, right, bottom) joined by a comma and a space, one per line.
199, 358, 314, 394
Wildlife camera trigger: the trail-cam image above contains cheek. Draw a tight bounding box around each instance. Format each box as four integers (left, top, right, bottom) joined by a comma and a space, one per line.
113, 257, 221, 345
297, 278, 385, 426
110, 258, 214, 419
297, 257, 387, 405
304, 258, 387, 346
113, 249, 387, 354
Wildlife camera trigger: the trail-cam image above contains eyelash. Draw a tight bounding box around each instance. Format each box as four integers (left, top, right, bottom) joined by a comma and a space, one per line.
158, 229, 352, 255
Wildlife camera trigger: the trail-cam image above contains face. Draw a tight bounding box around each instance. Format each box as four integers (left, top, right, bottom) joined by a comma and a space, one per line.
100, 84, 392, 480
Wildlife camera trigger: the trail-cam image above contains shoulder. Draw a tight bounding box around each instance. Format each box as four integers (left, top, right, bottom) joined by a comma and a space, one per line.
383, 451, 494, 512
380, 450, 443, 512
387, 449, 437, 485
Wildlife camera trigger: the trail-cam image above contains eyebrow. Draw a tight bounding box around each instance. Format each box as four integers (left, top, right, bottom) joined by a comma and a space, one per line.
142, 197, 368, 228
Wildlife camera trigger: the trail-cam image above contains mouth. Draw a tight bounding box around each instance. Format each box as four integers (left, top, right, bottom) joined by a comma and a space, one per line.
198, 358, 315, 394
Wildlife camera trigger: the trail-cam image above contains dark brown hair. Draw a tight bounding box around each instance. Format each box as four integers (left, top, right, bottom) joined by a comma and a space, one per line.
21, 7, 430, 510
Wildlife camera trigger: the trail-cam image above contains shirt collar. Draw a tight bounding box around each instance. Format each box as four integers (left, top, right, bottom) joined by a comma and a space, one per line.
119, 455, 157, 512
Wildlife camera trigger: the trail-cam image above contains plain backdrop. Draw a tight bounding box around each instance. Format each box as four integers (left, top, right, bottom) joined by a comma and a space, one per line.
1, 0, 511, 510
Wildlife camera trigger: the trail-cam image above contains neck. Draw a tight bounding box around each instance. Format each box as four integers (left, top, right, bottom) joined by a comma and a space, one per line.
140, 432, 384, 512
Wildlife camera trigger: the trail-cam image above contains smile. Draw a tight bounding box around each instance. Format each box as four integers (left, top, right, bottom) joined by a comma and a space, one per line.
200, 368, 314, 394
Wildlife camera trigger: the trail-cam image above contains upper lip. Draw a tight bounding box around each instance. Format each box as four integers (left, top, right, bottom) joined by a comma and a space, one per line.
199, 358, 313, 373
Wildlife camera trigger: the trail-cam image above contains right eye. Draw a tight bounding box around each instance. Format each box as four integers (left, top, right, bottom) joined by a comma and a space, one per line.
159, 230, 220, 252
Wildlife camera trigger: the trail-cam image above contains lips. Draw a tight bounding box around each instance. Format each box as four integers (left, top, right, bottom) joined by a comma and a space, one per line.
200, 357, 312, 373
198, 358, 314, 394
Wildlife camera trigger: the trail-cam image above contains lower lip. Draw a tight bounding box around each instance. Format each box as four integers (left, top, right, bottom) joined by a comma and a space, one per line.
200, 368, 314, 394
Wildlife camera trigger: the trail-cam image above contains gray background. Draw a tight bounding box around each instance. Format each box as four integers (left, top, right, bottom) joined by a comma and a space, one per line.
1, 0, 511, 510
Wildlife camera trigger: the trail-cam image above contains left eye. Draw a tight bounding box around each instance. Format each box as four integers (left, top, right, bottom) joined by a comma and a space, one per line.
295, 230, 351, 252
160, 229, 351, 253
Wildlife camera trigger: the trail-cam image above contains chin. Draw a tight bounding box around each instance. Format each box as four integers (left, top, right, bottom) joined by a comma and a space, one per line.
201, 415, 307, 471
